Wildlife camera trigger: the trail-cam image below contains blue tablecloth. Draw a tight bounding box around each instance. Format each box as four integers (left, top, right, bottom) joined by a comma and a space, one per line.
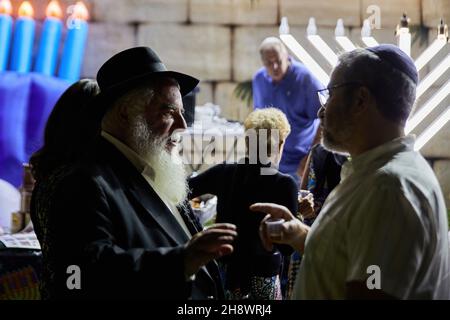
0, 72, 70, 187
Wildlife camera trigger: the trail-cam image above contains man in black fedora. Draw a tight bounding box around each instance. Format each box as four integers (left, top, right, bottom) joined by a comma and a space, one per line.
34, 47, 237, 299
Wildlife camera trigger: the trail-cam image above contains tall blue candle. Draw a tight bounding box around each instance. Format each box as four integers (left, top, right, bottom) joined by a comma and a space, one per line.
10, 1, 35, 73
0, 0, 13, 72
34, 1, 62, 76
58, 1, 89, 83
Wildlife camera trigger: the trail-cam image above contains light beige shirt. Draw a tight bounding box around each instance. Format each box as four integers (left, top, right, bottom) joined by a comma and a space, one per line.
101, 131, 192, 238
294, 135, 450, 299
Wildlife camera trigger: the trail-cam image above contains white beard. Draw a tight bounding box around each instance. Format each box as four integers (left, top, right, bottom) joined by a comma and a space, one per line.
129, 114, 188, 206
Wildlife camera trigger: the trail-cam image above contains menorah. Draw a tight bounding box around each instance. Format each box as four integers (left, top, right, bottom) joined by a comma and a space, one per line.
279, 15, 450, 152
0, 0, 90, 187
0, 0, 89, 82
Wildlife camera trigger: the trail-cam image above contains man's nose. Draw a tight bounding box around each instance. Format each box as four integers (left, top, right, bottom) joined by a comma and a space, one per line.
272, 63, 279, 70
174, 112, 187, 131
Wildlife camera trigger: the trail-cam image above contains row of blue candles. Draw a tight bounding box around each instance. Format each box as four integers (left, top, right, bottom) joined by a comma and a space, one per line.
0, 0, 88, 83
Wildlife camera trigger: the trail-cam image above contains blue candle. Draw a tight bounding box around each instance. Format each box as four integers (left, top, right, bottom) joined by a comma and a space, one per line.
10, 1, 35, 73
58, 2, 89, 83
34, 1, 62, 76
0, 0, 13, 72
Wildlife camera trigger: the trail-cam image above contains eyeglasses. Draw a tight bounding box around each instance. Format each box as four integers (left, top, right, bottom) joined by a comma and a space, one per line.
317, 82, 364, 108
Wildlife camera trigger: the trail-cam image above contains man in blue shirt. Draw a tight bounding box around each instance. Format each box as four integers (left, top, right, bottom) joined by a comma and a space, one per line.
253, 37, 323, 184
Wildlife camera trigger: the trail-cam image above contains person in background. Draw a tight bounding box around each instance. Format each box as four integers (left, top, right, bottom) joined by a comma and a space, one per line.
30, 79, 101, 299
189, 108, 298, 300
253, 37, 323, 185
300, 128, 348, 224
31, 47, 237, 300
30, 79, 101, 182
252, 44, 450, 299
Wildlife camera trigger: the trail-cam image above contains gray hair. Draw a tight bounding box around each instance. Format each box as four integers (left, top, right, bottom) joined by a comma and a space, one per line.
101, 77, 181, 131
336, 48, 416, 125
259, 37, 287, 56
101, 85, 154, 131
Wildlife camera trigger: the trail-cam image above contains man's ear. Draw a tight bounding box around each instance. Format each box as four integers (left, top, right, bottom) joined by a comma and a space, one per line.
354, 86, 372, 115
117, 104, 129, 125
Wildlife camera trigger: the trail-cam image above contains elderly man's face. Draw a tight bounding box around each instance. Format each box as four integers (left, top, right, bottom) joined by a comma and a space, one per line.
144, 82, 186, 152
261, 47, 289, 83
318, 67, 357, 154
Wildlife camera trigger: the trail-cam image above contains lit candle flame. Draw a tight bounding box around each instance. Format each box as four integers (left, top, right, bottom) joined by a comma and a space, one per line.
18, 1, 34, 18
73, 1, 89, 21
46, 0, 62, 19
0, 0, 12, 15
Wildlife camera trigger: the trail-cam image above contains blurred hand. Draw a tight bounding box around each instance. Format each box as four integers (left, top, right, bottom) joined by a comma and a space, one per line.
250, 203, 310, 254
184, 223, 237, 277
299, 196, 316, 220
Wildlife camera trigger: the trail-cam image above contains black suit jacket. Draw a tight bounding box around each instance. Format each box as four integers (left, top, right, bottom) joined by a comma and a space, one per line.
31, 138, 223, 300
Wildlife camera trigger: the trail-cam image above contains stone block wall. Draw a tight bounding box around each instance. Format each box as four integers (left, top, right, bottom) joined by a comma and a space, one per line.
93, 0, 188, 23
281, 0, 361, 27
137, 24, 231, 81
423, 0, 450, 28
190, 0, 278, 25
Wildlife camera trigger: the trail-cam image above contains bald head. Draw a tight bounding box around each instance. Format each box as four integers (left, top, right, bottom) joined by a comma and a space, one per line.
259, 37, 290, 82
259, 37, 287, 55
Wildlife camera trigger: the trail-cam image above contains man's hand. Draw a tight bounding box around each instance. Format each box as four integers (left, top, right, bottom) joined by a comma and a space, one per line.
184, 223, 237, 278
250, 203, 310, 254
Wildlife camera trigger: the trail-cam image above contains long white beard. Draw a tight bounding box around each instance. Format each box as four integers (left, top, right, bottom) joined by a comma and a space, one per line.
129, 114, 188, 206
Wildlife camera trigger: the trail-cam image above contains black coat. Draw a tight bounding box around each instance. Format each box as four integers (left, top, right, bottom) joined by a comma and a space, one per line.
31, 138, 223, 300
188, 161, 298, 292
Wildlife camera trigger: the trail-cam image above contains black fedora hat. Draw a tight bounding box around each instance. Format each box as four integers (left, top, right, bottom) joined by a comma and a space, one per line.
96, 46, 199, 110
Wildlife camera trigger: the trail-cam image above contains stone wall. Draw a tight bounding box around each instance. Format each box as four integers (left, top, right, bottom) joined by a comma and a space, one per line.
78, 0, 449, 114
25, 0, 448, 205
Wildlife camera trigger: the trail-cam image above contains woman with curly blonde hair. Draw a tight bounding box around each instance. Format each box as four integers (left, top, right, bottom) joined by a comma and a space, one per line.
189, 108, 298, 300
